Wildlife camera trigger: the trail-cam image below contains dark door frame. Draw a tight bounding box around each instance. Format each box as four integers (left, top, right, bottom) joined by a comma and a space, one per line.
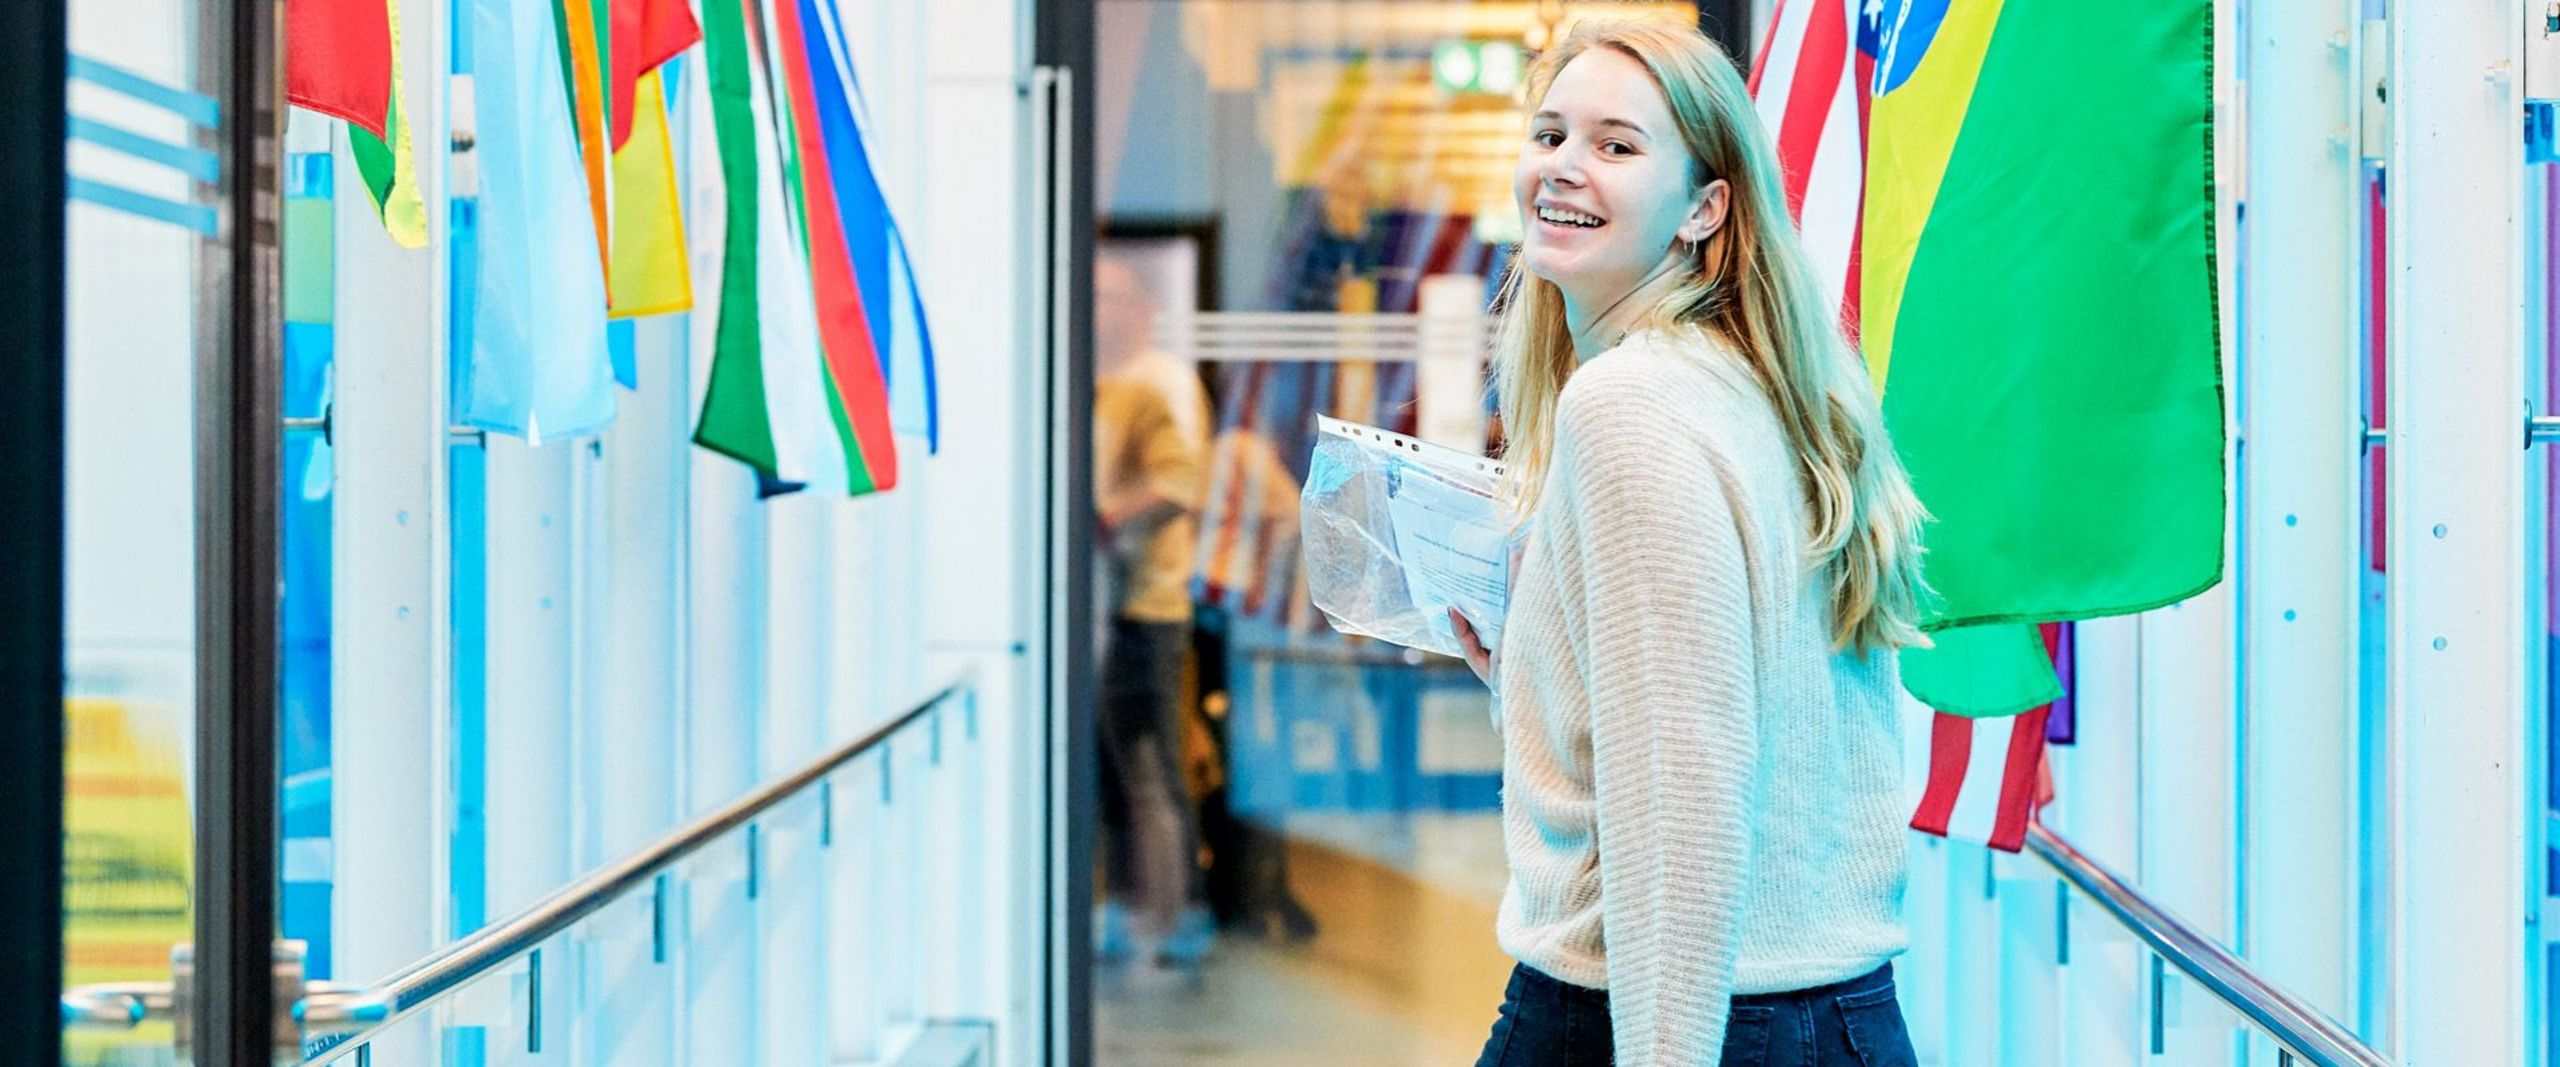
1696, 0, 1755, 58
195, 0, 285, 1062
0, 0, 69, 1062
1037, 2, 1096, 1066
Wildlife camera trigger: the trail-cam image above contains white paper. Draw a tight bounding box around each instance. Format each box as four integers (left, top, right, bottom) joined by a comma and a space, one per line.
1305, 415, 1515, 657
1383, 458, 1512, 651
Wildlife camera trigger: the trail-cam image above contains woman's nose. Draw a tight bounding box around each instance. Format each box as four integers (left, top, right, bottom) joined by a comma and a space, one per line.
1539, 150, 1586, 189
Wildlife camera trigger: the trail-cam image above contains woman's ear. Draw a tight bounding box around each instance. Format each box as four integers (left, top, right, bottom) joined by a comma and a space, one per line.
1683, 179, 1733, 244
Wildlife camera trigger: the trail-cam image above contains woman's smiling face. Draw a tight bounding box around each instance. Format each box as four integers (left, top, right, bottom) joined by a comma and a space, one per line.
1514, 47, 1706, 311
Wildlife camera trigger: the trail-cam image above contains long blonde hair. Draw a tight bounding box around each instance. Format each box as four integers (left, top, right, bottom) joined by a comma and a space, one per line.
1492, 19, 1931, 654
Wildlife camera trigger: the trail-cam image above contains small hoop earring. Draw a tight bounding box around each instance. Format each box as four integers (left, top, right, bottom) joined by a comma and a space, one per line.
1681, 236, 1700, 263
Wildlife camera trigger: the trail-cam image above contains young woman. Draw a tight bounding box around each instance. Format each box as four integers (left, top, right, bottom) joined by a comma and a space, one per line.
1447, 19, 1930, 1067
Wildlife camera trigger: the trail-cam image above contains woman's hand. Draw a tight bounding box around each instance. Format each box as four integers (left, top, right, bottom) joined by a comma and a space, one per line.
1448, 608, 1497, 689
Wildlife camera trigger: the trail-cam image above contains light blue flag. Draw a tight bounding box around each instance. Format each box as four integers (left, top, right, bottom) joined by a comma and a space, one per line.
456, 0, 613, 442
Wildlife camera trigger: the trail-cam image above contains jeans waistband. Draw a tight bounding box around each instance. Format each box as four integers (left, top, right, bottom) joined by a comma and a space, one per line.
1726, 962, 1895, 1008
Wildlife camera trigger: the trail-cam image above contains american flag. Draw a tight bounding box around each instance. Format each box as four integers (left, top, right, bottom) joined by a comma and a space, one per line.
1749, 0, 2056, 851
1747, 0, 1876, 327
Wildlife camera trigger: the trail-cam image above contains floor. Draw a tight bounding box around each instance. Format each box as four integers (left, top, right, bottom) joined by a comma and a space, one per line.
1095, 814, 1512, 1066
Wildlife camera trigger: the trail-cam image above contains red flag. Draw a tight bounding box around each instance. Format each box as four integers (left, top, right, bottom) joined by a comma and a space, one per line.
766, 0, 899, 490
285, 0, 393, 138
612, 0, 703, 149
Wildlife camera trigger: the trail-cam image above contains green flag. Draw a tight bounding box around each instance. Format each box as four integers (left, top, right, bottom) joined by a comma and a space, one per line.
349, 0, 424, 247
1862, 0, 2225, 713
691, 0, 778, 474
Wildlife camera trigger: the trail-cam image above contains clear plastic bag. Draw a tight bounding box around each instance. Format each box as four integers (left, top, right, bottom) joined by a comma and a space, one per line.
1299, 416, 1513, 660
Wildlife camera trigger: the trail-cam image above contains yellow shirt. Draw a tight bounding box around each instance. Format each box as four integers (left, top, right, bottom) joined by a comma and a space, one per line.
1095, 376, 1204, 623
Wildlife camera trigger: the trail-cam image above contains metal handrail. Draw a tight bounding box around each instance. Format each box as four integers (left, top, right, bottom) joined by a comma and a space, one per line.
2024, 821, 2391, 1067
289, 671, 973, 1048
60, 982, 167, 1028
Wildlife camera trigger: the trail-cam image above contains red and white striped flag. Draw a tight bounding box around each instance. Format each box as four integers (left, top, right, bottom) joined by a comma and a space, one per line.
1750, 0, 2055, 851
1747, 0, 1870, 326
1903, 695, 2054, 852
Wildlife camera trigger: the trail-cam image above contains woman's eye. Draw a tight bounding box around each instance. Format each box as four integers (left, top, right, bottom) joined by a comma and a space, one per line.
1602, 141, 1634, 156
1531, 129, 1564, 148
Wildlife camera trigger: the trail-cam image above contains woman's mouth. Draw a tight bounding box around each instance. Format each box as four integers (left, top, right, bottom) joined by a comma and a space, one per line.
1536, 205, 1606, 229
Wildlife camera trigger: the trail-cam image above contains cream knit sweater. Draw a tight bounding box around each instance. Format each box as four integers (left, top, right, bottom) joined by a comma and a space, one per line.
1493, 326, 1909, 1064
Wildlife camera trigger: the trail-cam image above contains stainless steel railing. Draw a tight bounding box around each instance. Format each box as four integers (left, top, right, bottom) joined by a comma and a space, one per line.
60, 671, 975, 1060
296, 671, 974, 1048
2025, 821, 2391, 1067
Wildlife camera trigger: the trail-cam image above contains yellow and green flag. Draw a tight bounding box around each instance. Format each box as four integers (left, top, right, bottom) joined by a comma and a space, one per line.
1862, 0, 2225, 713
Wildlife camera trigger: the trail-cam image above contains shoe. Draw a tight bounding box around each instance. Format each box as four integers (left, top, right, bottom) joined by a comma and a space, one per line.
1096, 901, 1135, 964
1157, 905, 1217, 966
1276, 897, 1319, 943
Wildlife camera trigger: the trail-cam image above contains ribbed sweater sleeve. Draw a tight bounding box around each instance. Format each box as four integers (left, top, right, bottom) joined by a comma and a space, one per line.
1551, 369, 1759, 1062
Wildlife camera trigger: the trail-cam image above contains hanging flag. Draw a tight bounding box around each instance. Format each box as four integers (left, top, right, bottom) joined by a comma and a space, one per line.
556, 0, 614, 277
1900, 623, 2069, 851
611, 0, 702, 149
1746, 0, 1865, 326
805, 0, 940, 450
691, 0, 780, 475
746, 8, 853, 497
1858, 0, 2224, 714
686, 0, 934, 489
1903, 694, 2053, 852
885, 226, 942, 449
681, 30, 726, 335
455, 0, 614, 440
285, 0, 425, 247
601, 0, 703, 321
286, 0, 392, 137
690, 0, 880, 494
354, 0, 426, 248
768, 0, 897, 492
608, 65, 694, 319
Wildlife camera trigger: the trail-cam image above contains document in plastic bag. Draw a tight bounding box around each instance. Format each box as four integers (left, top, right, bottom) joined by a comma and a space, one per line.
1300, 415, 1515, 660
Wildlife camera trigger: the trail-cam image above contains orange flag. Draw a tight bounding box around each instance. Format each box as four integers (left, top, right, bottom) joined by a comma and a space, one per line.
556, 0, 612, 280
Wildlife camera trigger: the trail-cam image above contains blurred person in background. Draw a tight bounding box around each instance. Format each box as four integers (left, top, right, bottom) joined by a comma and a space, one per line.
1189, 415, 1321, 944
1092, 257, 1217, 971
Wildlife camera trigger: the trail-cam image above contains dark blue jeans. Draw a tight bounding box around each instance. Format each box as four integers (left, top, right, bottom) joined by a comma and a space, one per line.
1473, 961, 1918, 1067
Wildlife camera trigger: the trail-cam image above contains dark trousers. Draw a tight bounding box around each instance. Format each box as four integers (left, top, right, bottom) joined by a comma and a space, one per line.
1096, 617, 1205, 928
1188, 606, 1313, 937
1474, 961, 1918, 1067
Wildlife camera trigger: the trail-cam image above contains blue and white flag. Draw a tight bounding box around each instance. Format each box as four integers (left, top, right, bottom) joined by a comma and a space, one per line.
455, 0, 613, 442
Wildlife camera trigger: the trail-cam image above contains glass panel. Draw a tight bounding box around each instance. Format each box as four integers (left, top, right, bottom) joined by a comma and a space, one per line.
2357, 154, 2390, 1045
60, 0, 215, 1061
280, 133, 339, 998
2530, 128, 2559, 1067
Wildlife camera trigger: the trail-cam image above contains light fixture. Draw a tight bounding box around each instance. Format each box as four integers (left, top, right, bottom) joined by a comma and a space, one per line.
1433, 39, 1482, 93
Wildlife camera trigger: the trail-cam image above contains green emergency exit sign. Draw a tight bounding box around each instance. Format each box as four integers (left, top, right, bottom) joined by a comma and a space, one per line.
1433, 39, 1524, 96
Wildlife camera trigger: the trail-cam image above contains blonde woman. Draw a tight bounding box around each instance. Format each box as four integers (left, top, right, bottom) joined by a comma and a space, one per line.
1447, 20, 1929, 1066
